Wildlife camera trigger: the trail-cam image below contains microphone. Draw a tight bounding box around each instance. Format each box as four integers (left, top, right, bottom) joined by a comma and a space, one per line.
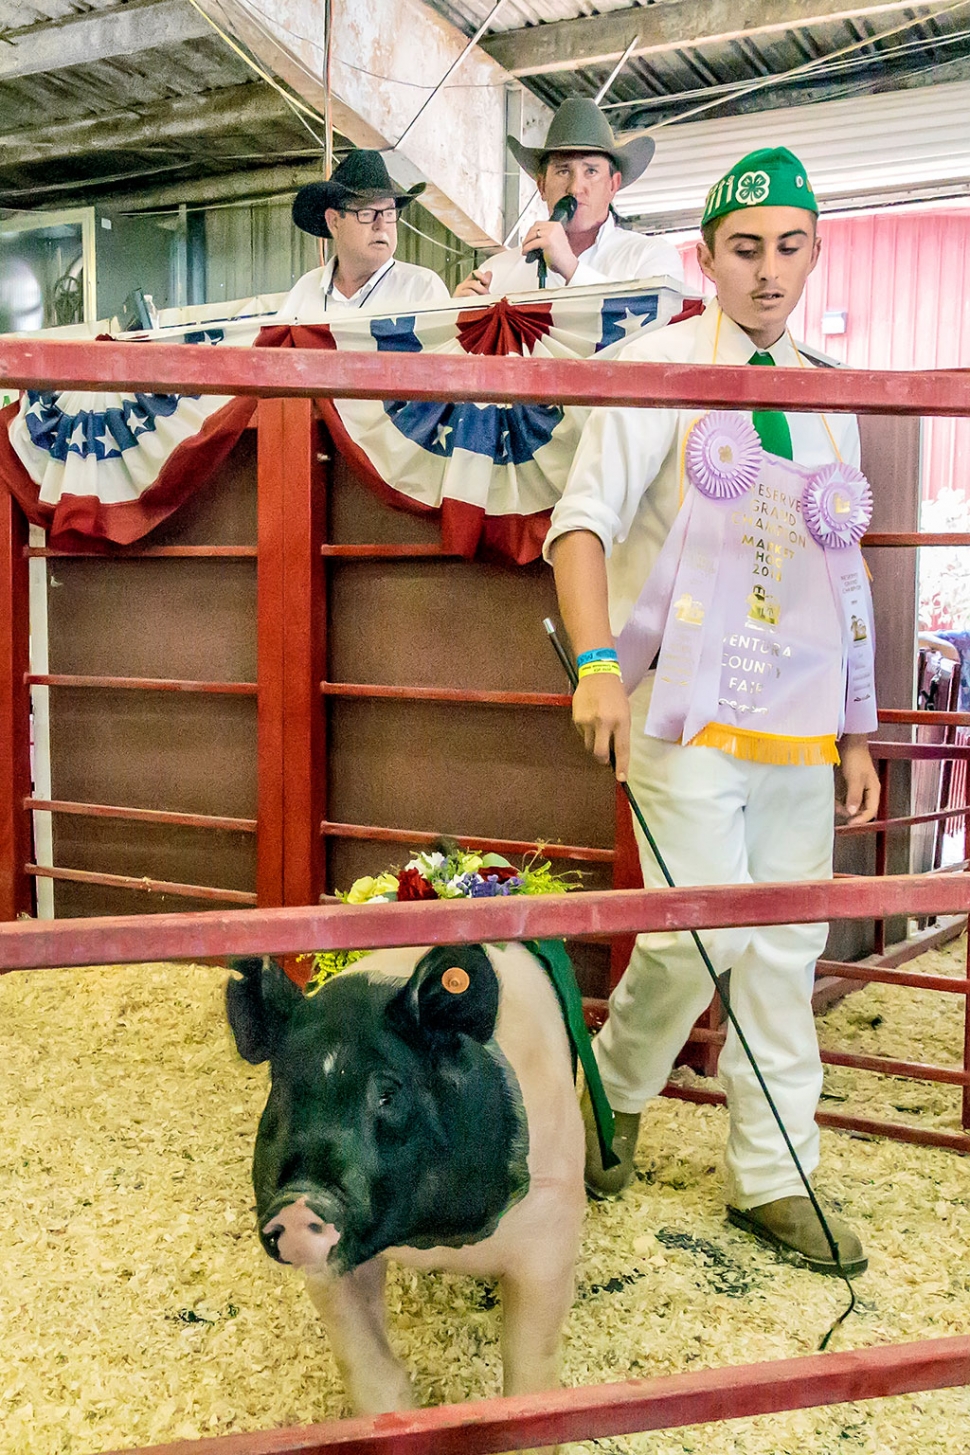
525, 193, 578, 266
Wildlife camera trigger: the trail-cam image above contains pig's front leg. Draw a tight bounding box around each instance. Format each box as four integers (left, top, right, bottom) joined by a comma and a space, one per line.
305, 1257, 415, 1415
499, 1265, 575, 1455
499, 1262, 575, 1397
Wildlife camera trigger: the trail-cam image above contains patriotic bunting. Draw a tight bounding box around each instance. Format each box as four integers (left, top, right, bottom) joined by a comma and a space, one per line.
0, 279, 684, 562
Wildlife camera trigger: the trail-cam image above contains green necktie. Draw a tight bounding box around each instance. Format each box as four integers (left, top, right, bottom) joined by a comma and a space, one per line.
748, 349, 793, 460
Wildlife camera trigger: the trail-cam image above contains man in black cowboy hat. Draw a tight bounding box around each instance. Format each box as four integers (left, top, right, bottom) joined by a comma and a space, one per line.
277, 150, 449, 319
455, 99, 683, 298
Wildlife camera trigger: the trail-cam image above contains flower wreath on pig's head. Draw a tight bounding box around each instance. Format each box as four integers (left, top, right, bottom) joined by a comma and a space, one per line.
304, 847, 578, 994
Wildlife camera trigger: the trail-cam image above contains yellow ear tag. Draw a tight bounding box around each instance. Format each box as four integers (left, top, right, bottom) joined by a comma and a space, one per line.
442, 967, 470, 995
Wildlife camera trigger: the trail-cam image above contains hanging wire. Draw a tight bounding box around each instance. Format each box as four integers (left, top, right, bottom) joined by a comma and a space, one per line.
600, 22, 970, 115
322, 0, 334, 179
184, 0, 330, 150
644, 0, 970, 133
393, 0, 511, 149
319, 0, 334, 269
398, 215, 474, 258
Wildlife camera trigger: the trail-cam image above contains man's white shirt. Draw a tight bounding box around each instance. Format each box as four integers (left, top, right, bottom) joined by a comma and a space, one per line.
276, 256, 450, 320
544, 299, 861, 635
474, 214, 684, 296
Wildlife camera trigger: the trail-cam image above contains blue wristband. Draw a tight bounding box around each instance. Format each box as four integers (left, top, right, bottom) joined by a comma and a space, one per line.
576, 647, 618, 668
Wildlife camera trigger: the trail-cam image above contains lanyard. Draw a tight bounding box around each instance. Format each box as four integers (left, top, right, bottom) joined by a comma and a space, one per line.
324, 260, 396, 312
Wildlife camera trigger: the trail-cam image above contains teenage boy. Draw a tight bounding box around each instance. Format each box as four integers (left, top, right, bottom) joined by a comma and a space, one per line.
546, 147, 880, 1276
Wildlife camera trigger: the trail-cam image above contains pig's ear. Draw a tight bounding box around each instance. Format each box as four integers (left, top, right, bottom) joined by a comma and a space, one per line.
388, 944, 499, 1047
226, 955, 303, 1063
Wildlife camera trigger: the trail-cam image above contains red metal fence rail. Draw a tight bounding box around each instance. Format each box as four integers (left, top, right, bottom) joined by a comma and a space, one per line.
0, 873, 968, 970
100, 1336, 970, 1455
2, 884, 969, 1454
4, 338, 970, 412
4, 342, 970, 1453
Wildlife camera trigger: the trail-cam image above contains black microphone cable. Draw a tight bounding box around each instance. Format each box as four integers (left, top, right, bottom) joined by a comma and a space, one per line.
543, 617, 857, 1348
527, 194, 578, 289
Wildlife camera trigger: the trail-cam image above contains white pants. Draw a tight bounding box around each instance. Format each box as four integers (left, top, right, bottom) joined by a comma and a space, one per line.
594, 709, 835, 1208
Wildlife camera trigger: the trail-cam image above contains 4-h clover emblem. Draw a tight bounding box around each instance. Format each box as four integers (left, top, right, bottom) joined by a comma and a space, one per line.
736, 170, 770, 205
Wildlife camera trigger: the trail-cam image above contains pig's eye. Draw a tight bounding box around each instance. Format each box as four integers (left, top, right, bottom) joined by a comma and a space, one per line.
375, 1080, 400, 1109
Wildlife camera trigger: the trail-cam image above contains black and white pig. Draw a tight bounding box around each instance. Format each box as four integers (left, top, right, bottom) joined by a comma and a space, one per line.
226, 941, 585, 1415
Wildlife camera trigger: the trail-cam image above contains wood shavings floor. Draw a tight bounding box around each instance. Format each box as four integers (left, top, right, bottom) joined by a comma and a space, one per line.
1, 939, 967, 1455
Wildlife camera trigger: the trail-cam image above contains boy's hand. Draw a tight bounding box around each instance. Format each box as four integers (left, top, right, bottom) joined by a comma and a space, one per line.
572, 674, 631, 780
836, 736, 881, 825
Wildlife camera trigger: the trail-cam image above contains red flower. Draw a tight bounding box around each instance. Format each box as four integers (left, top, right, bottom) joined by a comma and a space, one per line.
396, 868, 438, 901
477, 865, 520, 882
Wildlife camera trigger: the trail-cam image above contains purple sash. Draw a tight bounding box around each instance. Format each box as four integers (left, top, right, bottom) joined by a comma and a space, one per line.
617, 414, 877, 756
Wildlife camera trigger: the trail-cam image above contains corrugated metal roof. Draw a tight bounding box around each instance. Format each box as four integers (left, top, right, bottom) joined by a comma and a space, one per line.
424, 0, 645, 35
427, 1, 970, 125
0, 12, 326, 210
1, 0, 120, 25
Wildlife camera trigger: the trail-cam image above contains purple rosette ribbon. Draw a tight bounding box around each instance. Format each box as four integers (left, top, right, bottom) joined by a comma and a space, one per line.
803, 463, 873, 549
684, 412, 763, 501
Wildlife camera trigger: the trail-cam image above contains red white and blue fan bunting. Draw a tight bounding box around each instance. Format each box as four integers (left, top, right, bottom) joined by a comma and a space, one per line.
0, 280, 684, 561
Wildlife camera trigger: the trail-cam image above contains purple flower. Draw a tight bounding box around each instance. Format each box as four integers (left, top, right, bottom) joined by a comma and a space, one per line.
468, 873, 523, 897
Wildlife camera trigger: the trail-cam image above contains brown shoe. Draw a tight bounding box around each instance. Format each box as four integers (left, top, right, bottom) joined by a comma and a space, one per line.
580, 1083, 641, 1200
728, 1196, 868, 1277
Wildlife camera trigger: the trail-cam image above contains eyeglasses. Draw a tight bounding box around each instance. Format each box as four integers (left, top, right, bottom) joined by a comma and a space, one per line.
343, 206, 399, 224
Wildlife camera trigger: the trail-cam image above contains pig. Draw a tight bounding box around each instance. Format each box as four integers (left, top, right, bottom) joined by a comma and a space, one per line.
226, 940, 585, 1416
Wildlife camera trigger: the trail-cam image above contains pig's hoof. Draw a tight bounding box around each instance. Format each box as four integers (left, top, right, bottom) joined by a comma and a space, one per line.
580, 1085, 640, 1200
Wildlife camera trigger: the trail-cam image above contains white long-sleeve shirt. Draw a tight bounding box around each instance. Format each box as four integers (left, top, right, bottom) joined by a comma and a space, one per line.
472, 214, 684, 296
544, 299, 861, 635
276, 256, 450, 320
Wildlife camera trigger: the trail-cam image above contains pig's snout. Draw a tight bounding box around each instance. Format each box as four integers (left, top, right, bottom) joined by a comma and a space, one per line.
262, 1195, 341, 1268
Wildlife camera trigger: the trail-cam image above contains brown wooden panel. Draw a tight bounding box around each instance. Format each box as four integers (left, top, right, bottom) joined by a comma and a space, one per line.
46, 559, 256, 683
328, 452, 442, 546
51, 816, 255, 894
829, 414, 920, 957
860, 413, 920, 724
48, 689, 257, 818
50, 879, 249, 920
326, 698, 614, 849
328, 559, 566, 694
324, 835, 612, 998
138, 432, 258, 547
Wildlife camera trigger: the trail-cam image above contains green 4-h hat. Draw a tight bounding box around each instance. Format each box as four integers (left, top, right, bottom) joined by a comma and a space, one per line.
702, 146, 818, 229
507, 98, 655, 189
293, 150, 426, 239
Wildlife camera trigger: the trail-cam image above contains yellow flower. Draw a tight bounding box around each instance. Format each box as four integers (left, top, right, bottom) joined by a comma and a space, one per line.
345, 872, 399, 904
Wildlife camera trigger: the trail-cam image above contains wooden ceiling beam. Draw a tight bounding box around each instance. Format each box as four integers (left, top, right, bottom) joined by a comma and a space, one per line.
0, 0, 210, 81
481, 0, 927, 78
0, 83, 294, 168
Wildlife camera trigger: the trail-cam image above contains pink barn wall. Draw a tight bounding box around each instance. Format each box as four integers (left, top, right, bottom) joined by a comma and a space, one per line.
676, 206, 970, 627
677, 207, 970, 505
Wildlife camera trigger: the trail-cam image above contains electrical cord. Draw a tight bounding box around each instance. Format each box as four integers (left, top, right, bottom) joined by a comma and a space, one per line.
543, 617, 857, 1349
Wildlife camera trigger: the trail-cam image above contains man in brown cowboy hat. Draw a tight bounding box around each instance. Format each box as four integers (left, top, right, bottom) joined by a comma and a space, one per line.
455, 99, 683, 298
277, 150, 449, 319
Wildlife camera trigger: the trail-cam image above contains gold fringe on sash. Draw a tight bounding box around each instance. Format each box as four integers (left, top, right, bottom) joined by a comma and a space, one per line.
688, 722, 840, 766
